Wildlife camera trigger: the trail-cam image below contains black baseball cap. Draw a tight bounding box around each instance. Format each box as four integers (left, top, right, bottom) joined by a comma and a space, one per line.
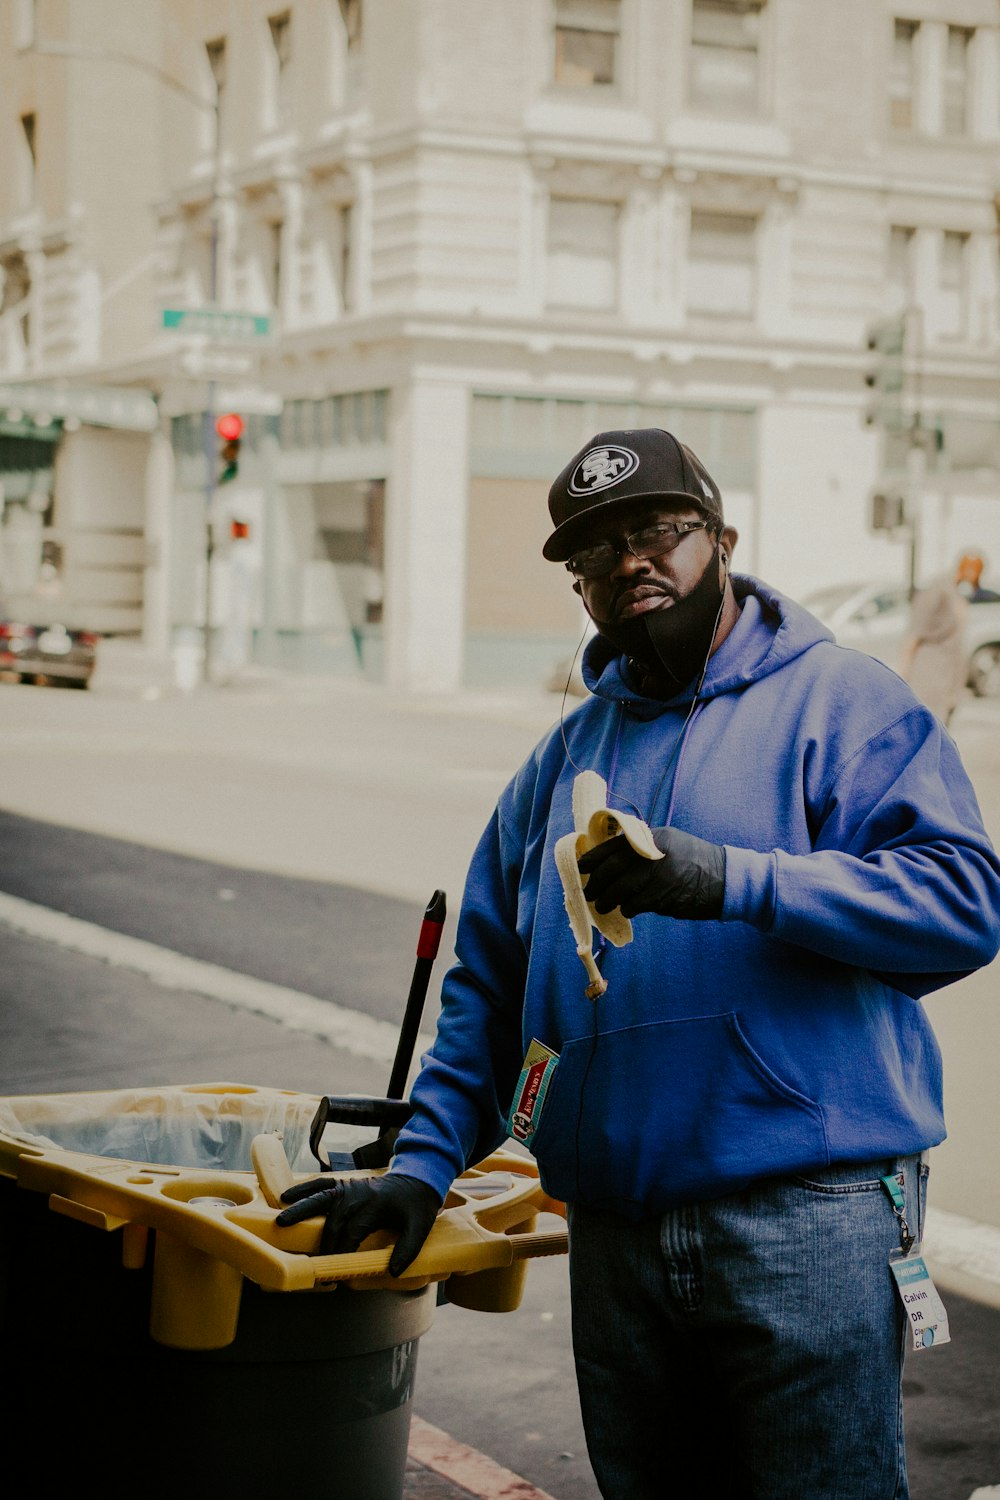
543, 428, 725, 561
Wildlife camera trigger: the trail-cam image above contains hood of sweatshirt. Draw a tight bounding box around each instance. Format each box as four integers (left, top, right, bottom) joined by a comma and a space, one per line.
580, 573, 835, 719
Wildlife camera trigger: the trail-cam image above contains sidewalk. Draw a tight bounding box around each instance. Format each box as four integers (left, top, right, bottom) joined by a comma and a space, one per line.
406, 1420, 559, 1500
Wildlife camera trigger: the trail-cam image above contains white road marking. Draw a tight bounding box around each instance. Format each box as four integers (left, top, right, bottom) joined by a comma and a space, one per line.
0, 890, 434, 1067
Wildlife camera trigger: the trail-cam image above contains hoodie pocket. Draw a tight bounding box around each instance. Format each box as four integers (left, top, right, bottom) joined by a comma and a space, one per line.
529, 1011, 828, 1217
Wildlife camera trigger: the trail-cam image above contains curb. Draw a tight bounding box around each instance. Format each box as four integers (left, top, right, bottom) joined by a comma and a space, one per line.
409, 1417, 558, 1500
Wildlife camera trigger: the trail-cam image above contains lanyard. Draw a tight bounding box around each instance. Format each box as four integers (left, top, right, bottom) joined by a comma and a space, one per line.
881, 1172, 915, 1255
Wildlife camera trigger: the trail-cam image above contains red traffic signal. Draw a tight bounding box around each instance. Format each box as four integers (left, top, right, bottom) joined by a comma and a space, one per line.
215, 412, 244, 441
215, 412, 243, 484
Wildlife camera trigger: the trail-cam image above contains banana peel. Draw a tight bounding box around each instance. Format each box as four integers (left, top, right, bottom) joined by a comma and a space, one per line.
554, 770, 663, 999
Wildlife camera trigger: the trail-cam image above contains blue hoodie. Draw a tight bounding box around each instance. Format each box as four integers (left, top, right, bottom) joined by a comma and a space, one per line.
394, 577, 1000, 1219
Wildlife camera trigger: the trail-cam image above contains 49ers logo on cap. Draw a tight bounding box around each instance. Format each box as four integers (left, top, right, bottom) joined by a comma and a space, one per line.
568, 444, 639, 496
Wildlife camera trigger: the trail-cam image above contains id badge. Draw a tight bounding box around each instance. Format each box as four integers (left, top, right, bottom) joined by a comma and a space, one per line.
507, 1038, 559, 1148
881, 1171, 950, 1351
889, 1249, 951, 1351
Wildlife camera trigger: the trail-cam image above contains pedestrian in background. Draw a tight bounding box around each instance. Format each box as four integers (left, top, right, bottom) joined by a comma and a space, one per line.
899, 552, 991, 725
954, 550, 1000, 604
279, 431, 1000, 1499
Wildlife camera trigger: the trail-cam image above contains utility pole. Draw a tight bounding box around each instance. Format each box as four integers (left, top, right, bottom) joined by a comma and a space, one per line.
903, 306, 925, 600
904, 426, 925, 600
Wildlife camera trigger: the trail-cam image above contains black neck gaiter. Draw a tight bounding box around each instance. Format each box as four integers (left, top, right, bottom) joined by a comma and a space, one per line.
590, 543, 725, 695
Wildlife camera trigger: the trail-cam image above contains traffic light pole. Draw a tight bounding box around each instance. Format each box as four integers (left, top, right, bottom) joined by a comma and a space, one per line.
905, 438, 924, 600
201, 99, 222, 685
202, 384, 218, 683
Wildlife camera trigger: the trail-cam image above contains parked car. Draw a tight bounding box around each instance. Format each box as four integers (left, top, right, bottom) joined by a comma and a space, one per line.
802, 580, 1000, 699
0, 619, 99, 688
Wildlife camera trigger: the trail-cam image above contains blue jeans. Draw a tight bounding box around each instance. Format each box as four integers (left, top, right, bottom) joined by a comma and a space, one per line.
569, 1155, 928, 1500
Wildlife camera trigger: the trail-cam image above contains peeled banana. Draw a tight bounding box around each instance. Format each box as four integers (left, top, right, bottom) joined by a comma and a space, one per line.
554, 770, 663, 999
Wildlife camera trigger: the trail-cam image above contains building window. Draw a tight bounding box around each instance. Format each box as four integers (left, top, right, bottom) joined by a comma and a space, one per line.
890, 19, 918, 130
206, 37, 226, 94
943, 25, 973, 135
19, 113, 36, 206
204, 38, 226, 150
338, 203, 353, 313
687, 212, 756, 318
0, 253, 31, 367
546, 196, 620, 310
339, 0, 362, 52
689, 1, 762, 114
553, 0, 620, 87
206, 37, 226, 102
470, 395, 756, 492
938, 231, 969, 338
338, 0, 363, 103
267, 11, 292, 122
14, 0, 37, 52
887, 225, 916, 314
268, 221, 284, 310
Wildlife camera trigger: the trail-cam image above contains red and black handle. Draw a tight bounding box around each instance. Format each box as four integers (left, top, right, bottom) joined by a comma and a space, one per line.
387, 888, 446, 1101
308, 889, 447, 1170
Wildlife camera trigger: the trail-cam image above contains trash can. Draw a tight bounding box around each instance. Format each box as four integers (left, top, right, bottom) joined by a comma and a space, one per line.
0, 1082, 566, 1497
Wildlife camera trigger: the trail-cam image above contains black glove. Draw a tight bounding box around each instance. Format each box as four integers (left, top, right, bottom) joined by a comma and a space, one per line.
275, 1171, 442, 1275
577, 827, 726, 921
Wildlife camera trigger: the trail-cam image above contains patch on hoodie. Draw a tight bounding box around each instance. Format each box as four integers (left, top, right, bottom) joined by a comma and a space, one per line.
507, 1038, 559, 1147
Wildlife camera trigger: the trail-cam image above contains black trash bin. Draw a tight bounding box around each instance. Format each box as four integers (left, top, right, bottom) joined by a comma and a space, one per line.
0, 1174, 434, 1495
0, 1082, 566, 1497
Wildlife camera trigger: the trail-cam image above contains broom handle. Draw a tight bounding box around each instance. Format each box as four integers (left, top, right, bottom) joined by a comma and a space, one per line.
386, 889, 446, 1101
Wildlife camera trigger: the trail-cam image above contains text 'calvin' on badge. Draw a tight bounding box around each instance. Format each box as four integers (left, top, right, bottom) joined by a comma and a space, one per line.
507, 1038, 559, 1148
890, 1251, 952, 1351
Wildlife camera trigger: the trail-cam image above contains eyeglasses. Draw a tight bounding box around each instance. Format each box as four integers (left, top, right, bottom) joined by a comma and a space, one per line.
565, 521, 711, 580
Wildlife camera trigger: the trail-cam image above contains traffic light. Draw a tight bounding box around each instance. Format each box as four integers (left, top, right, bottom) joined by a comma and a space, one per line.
215, 412, 244, 484
862, 318, 906, 430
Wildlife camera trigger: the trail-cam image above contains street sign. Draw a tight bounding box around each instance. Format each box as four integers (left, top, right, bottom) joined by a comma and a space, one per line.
162, 308, 271, 339
178, 348, 255, 379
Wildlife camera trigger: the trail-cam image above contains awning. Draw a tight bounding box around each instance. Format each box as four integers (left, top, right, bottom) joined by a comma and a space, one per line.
0, 380, 159, 433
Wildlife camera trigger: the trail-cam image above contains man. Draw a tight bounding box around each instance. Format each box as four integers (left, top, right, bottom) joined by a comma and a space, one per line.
279, 430, 1000, 1498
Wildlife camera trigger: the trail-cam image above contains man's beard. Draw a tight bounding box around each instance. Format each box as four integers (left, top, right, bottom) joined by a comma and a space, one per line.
590, 542, 725, 694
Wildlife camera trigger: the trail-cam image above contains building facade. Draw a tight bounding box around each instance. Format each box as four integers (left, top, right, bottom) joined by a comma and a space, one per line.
2, 0, 999, 689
